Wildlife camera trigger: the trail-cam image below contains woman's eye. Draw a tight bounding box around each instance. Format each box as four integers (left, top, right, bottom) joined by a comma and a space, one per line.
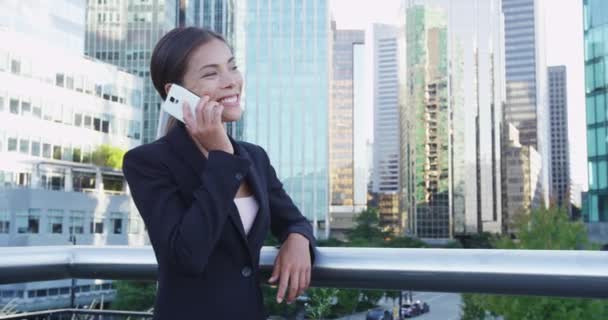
203, 72, 217, 78
231, 65, 238, 71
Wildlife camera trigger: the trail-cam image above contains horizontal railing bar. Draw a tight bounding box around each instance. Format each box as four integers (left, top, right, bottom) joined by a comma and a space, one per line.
0, 246, 606, 299
0, 308, 153, 319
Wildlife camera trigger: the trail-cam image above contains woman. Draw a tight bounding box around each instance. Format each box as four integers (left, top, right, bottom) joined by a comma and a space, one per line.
122, 27, 316, 319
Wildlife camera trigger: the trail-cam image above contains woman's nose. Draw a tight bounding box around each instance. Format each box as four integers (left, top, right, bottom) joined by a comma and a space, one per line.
220, 73, 237, 88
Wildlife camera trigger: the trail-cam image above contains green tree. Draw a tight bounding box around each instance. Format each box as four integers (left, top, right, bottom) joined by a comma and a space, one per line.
111, 281, 156, 311
92, 145, 126, 169
307, 288, 338, 320
461, 207, 608, 320
332, 289, 361, 316
346, 207, 387, 244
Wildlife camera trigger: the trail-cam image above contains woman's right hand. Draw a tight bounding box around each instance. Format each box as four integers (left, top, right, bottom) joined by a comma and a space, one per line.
182, 95, 233, 157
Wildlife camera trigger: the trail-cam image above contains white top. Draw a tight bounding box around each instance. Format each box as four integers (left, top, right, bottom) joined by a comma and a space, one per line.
233, 196, 259, 235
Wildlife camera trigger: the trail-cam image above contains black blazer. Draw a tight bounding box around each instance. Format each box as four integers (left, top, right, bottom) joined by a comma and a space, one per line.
122, 122, 316, 320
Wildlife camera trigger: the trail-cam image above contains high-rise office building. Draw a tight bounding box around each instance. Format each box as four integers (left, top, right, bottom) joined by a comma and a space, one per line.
583, 0, 608, 231
85, 0, 178, 143
328, 25, 366, 236
400, 0, 504, 239
0, 0, 86, 53
0, 3, 145, 308
502, 123, 542, 234
236, 0, 330, 238
502, 0, 549, 204
373, 24, 400, 194
548, 66, 571, 210
372, 24, 401, 233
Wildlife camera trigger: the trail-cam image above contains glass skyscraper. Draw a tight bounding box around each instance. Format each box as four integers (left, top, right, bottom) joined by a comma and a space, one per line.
85, 0, 178, 144
502, 0, 549, 205
236, 0, 330, 237
328, 26, 367, 235
583, 0, 608, 223
548, 66, 571, 210
400, 0, 504, 239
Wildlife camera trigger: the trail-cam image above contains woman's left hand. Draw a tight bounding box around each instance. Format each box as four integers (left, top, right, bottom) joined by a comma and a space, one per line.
268, 233, 311, 304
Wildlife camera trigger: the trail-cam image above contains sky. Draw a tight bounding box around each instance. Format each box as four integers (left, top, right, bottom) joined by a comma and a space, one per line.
330, 0, 588, 190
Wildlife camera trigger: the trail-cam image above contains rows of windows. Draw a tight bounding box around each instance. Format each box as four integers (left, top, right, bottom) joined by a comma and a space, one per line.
1, 95, 141, 140
0, 283, 114, 300
0, 168, 124, 194
0, 210, 139, 236
0, 52, 141, 108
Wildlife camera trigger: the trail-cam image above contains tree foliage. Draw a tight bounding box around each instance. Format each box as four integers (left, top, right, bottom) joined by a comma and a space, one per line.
111, 281, 156, 311
461, 207, 608, 320
92, 145, 126, 169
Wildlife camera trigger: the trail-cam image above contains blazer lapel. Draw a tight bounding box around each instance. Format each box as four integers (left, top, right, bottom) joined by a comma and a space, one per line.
166, 123, 249, 245
232, 140, 270, 247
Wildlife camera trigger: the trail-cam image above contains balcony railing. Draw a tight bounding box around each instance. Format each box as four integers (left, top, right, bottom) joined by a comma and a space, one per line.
0, 309, 153, 319
0, 246, 607, 299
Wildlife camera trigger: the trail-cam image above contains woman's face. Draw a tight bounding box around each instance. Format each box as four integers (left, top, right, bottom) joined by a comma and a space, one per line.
180, 39, 243, 122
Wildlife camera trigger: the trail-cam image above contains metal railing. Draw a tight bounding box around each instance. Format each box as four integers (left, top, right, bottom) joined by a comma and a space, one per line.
0, 309, 152, 319
0, 246, 607, 300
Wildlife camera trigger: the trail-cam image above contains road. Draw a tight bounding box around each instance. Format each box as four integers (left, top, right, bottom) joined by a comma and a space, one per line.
335, 291, 462, 320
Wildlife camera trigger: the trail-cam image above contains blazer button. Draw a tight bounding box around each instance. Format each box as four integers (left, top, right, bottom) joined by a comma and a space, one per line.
241, 266, 252, 278
235, 173, 244, 181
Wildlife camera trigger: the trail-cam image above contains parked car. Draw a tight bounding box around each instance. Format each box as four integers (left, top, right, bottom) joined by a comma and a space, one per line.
366, 307, 394, 320
400, 300, 430, 318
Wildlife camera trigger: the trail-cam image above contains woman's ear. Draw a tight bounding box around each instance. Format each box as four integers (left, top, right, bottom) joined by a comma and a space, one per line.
164, 83, 172, 97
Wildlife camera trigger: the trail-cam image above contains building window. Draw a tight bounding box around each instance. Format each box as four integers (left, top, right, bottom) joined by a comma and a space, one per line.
74, 113, 83, 127
66, 76, 74, 90
53, 145, 62, 160
10, 98, 19, 114
84, 115, 92, 129
31, 141, 41, 157
110, 212, 123, 234
56, 73, 65, 87
17, 172, 30, 187
8, 137, 17, 152
0, 212, 9, 234
17, 209, 40, 234
41, 173, 65, 191
94, 118, 101, 131
72, 147, 82, 162
72, 171, 95, 191
19, 138, 29, 154
91, 218, 104, 234
21, 101, 31, 115
62, 147, 72, 162
10, 59, 20, 74
42, 143, 52, 158
33, 104, 42, 118
102, 120, 109, 133
103, 174, 124, 192
48, 210, 64, 234
69, 211, 85, 235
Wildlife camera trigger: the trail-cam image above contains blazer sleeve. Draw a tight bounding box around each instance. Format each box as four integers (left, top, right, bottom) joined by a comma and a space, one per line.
123, 147, 251, 276
260, 147, 318, 265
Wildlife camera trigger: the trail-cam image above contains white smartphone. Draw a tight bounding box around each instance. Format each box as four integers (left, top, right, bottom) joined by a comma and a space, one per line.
161, 84, 201, 123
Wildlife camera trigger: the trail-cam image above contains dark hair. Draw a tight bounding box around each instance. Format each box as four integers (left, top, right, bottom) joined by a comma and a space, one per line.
150, 27, 227, 100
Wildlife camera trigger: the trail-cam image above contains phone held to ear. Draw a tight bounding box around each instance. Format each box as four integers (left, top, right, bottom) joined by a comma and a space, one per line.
161, 84, 200, 123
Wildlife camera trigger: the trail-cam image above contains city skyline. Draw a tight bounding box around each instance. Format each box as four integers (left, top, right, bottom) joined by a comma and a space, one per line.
331, 0, 589, 191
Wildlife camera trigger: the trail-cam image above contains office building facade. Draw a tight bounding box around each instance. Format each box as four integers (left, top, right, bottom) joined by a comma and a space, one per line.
583, 0, 608, 235
548, 66, 571, 209
236, 0, 331, 237
400, 0, 504, 239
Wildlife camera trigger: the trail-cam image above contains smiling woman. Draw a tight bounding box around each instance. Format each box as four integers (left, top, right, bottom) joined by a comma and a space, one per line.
122, 27, 317, 320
